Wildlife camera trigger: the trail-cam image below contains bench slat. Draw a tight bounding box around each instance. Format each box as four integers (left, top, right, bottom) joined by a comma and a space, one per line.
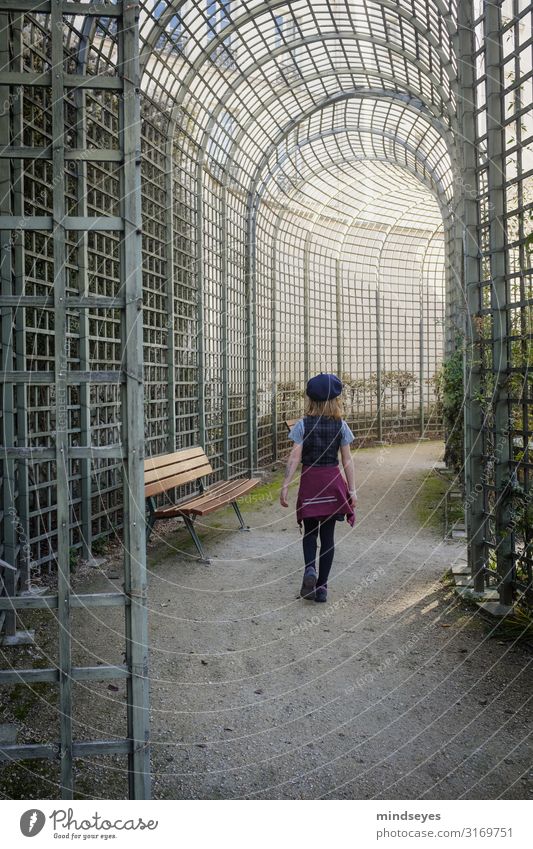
145, 462, 213, 498
144, 453, 213, 488
153, 480, 249, 516
154, 478, 260, 519
178, 480, 256, 512
144, 446, 206, 472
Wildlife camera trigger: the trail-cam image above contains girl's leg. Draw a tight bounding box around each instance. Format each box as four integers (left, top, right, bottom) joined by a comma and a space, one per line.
317, 517, 337, 588
302, 518, 320, 572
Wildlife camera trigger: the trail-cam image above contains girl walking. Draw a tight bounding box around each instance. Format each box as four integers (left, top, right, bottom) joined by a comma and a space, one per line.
280, 373, 356, 602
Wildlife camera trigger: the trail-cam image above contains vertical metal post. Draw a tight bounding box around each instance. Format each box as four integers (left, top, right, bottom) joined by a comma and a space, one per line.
12, 14, 29, 590
445, 217, 456, 359
165, 138, 177, 453
485, 0, 513, 605
419, 241, 426, 437
0, 13, 16, 631
51, 0, 73, 797
245, 193, 258, 475
271, 212, 282, 462
335, 256, 342, 376
74, 74, 91, 560
119, 1, 151, 798
442, 209, 457, 361
195, 157, 206, 449
221, 180, 230, 476
376, 287, 383, 442
303, 230, 311, 382
419, 314, 425, 437
459, 0, 489, 594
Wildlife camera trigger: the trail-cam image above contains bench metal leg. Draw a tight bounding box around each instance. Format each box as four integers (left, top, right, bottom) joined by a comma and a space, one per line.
232, 501, 250, 531
183, 516, 210, 564
145, 498, 156, 544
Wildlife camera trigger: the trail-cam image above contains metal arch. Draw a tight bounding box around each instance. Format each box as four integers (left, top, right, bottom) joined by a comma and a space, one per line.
258, 153, 445, 218
271, 173, 443, 285
267, 161, 442, 227
249, 118, 453, 212
254, 148, 450, 228
253, 139, 451, 209
140, 0, 457, 85
255, 133, 448, 209
253, 119, 452, 203
166, 30, 456, 126
260, 170, 445, 442
197, 80, 456, 155
200, 71, 458, 154
199, 87, 458, 190
250, 151, 450, 342
167, 72, 458, 205
237, 91, 457, 192
158, 0, 459, 139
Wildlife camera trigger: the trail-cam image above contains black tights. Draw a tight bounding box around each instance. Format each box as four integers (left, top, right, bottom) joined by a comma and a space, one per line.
302, 516, 337, 588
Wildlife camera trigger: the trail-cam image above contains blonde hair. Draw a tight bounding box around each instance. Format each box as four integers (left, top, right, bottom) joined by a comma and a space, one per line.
304, 396, 343, 419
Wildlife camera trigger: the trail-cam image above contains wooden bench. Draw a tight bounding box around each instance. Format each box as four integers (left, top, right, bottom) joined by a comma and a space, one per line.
144, 447, 260, 563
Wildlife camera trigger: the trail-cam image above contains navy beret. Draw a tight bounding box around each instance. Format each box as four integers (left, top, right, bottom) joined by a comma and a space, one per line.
306, 373, 342, 401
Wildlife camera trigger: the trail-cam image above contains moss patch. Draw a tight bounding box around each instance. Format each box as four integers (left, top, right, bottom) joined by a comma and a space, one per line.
414, 469, 464, 533
414, 470, 448, 532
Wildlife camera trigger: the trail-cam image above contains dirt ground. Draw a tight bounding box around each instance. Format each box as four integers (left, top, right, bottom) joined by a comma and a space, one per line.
2, 440, 532, 800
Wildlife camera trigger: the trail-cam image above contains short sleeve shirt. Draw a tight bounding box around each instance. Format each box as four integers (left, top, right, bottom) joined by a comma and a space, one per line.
288, 418, 354, 447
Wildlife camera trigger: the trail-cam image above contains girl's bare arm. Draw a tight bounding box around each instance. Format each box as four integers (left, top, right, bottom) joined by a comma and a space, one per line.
280, 443, 303, 507
340, 443, 356, 506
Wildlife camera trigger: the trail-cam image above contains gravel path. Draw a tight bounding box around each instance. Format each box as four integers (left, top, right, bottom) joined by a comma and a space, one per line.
3, 440, 532, 800
145, 440, 532, 800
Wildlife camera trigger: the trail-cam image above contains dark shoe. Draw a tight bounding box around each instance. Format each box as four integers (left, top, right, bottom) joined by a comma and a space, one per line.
315, 585, 327, 603
300, 566, 317, 600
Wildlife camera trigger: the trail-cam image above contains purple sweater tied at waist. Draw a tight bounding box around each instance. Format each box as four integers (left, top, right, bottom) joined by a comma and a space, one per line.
296, 465, 355, 527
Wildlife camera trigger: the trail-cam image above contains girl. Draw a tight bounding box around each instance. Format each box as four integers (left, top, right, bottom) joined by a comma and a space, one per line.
280, 373, 356, 602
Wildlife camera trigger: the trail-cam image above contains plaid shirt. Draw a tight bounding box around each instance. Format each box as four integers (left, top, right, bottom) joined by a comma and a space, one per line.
301, 415, 343, 467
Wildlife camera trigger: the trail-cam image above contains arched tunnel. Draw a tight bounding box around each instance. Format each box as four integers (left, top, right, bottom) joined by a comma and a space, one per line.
0, 0, 532, 802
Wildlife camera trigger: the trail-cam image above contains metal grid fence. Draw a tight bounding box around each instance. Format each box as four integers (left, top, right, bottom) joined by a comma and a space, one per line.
465, 0, 533, 605
0, 1, 459, 581
0, 0, 532, 799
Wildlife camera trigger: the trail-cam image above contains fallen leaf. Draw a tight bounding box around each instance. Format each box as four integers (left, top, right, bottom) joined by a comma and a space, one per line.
201, 660, 208, 666
254, 688, 264, 695
107, 684, 119, 692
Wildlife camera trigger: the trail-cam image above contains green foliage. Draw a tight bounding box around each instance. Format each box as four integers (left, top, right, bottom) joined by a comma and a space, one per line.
414, 469, 448, 532
91, 537, 107, 556
381, 370, 417, 417
381, 369, 417, 393
434, 348, 464, 476
276, 380, 303, 420
341, 373, 369, 413
69, 548, 78, 572
489, 605, 533, 642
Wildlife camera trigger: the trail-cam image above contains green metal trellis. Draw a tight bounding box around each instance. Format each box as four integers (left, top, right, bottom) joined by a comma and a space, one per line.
0, 0, 531, 801
0, 0, 150, 800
